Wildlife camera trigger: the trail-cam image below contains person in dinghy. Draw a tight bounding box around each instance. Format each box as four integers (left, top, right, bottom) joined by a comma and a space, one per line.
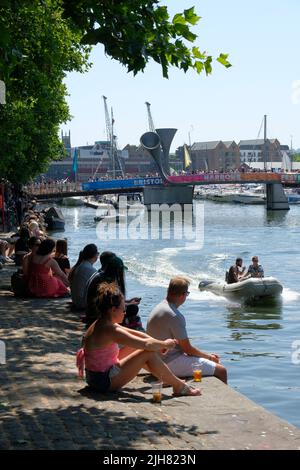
227, 258, 246, 284
244, 256, 264, 279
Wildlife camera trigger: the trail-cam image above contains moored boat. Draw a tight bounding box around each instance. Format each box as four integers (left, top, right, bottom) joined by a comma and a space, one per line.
84, 196, 113, 210
286, 193, 300, 204
94, 210, 140, 223
43, 206, 65, 230
94, 214, 127, 223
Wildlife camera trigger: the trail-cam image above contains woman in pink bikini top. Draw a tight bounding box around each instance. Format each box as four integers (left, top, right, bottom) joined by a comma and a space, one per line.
76, 282, 201, 397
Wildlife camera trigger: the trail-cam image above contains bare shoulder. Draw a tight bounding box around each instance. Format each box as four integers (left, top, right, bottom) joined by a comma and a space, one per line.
113, 323, 138, 340
85, 323, 116, 348
113, 323, 130, 336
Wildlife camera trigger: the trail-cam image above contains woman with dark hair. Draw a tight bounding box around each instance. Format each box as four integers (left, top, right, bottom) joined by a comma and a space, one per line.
54, 239, 70, 275
14, 227, 31, 266
22, 236, 41, 279
77, 282, 201, 397
27, 238, 69, 298
85, 254, 141, 329
69, 243, 99, 310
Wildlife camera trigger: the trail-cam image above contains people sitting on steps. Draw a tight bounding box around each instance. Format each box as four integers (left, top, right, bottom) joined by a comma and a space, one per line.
85, 252, 143, 330
0, 239, 13, 263
22, 236, 41, 280
14, 227, 30, 266
76, 282, 201, 397
27, 238, 69, 298
54, 238, 71, 275
147, 276, 227, 384
69, 243, 99, 310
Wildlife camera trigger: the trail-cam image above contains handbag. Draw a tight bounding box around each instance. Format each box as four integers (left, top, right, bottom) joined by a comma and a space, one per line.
11, 270, 29, 297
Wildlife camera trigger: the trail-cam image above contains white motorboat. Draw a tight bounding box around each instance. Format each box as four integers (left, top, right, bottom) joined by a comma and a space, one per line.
94, 210, 141, 223
232, 185, 266, 204
232, 192, 265, 204
285, 190, 300, 204
198, 276, 283, 302
94, 213, 127, 223
84, 196, 113, 210
288, 194, 300, 204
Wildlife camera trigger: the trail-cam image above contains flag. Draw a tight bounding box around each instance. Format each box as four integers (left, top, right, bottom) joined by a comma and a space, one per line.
184, 144, 192, 169
72, 147, 78, 173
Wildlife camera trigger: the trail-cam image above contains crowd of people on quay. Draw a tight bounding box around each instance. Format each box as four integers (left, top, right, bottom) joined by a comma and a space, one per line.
1, 174, 278, 398
0, 202, 228, 396
0, 181, 35, 232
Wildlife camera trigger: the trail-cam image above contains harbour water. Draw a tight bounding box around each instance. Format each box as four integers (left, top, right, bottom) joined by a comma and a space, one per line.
50, 200, 300, 428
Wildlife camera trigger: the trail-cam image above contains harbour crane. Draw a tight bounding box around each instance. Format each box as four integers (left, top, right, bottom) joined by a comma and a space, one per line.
102, 95, 124, 178
145, 101, 156, 132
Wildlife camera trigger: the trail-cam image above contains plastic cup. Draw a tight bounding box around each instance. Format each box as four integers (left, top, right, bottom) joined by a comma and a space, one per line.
193, 364, 202, 382
152, 382, 163, 403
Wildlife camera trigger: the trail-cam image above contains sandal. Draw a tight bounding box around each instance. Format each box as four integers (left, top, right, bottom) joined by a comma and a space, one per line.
173, 383, 201, 397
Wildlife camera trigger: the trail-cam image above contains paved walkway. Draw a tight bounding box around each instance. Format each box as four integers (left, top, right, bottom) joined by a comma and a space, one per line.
0, 266, 300, 450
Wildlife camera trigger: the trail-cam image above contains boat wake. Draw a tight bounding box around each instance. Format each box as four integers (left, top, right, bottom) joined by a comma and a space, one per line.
281, 288, 300, 302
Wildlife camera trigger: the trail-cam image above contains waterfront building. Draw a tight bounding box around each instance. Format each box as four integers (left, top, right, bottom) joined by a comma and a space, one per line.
239, 139, 288, 164
190, 140, 240, 171
43, 135, 126, 182
223, 141, 241, 169
121, 144, 156, 175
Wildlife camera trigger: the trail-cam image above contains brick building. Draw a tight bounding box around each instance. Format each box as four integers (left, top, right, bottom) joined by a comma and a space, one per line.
191, 140, 240, 171
122, 144, 157, 175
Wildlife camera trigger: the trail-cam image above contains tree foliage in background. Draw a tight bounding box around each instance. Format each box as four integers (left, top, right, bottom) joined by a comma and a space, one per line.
292, 153, 300, 162
0, 0, 230, 184
0, 0, 91, 183
61, 0, 231, 78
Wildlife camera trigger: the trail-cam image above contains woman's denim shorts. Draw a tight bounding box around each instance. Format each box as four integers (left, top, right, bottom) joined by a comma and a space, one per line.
85, 365, 120, 392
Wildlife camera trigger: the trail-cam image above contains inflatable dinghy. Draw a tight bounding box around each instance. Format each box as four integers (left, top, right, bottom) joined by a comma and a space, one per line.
199, 276, 283, 302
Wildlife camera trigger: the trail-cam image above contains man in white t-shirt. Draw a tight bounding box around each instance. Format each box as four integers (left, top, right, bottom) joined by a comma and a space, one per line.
147, 276, 227, 383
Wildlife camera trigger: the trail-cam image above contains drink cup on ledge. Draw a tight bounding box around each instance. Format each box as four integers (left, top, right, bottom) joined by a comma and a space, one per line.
152, 381, 162, 403
192, 363, 202, 382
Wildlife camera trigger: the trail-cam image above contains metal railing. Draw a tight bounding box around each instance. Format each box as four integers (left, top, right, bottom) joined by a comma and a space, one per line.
24, 182, 83, 196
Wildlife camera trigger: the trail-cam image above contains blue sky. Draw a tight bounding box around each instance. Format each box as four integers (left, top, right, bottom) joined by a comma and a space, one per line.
63, 0, 300, 151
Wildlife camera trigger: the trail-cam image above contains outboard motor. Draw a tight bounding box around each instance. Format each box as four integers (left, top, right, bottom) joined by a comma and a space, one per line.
198, 280, 214, 291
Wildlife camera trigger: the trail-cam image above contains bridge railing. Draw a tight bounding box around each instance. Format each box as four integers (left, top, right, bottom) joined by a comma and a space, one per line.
24, 182, 83, 196
168, 172, 281, 184
24, 172, 295, 197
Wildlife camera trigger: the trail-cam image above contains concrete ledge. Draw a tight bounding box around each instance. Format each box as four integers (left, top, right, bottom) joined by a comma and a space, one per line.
0, 266, 299, 450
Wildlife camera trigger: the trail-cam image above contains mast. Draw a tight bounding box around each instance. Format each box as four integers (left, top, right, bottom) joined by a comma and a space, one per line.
111, 107, 115, 179
263, 114, 267, 171
290, 135, 293, 171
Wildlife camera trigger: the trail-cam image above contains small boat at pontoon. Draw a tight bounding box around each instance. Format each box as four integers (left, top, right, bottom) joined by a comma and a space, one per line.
43, 206, 65, 230
199, 276, 283, 302
94, 213, 127, 223
285, 190, 300, 204
84, 196, 114, 210
232, 185, 266, 204
94, 210, 142, 223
